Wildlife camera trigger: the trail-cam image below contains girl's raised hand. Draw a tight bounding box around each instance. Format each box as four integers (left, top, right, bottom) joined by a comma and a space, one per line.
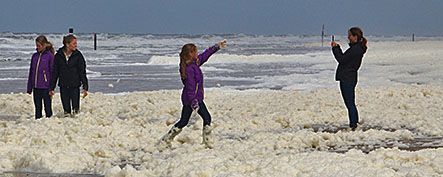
218, 39, 227, 48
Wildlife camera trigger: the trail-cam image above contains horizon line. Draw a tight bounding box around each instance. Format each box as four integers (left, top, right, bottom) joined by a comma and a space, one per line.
1, 31, 441, 38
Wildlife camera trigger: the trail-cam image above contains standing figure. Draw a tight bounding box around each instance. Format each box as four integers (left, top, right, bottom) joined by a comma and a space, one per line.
27, 35, 55, 119
160, 40, 227, 149
50, 34, 88, 116
331, 27, 367, 131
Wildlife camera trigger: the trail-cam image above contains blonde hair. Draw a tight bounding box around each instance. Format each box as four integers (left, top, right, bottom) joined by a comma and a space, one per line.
179, 43, 197, 80
63, 34, 77, 47
35, 35, 54, 54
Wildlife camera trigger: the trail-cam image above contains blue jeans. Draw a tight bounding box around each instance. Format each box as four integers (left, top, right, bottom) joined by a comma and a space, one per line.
174, 101, 211, 128
339, 81, 359, 127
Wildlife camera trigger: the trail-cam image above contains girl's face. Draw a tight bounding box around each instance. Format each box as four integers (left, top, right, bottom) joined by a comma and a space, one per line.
190, 48, 198, 60
36, 42, 45, 53
66, 39, 78, 52
348, 31, 358, 43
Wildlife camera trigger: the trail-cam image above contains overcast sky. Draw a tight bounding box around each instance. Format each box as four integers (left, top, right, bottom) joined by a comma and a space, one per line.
1, 0, 442, 35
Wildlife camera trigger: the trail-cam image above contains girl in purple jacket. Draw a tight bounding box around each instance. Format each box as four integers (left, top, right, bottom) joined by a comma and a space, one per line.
160, 40, 227, 149
27, 35, 55, 119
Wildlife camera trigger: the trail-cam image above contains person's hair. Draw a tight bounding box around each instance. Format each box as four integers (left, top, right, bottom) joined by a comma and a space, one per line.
35, 35, 54, 54
179, 43, 197, 80
349, 27, 367, 49
63, 34, 77, 48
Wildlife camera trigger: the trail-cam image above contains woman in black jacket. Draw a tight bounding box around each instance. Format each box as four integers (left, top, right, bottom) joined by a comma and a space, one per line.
331, 27, 367, 130
50, 34, 88, 116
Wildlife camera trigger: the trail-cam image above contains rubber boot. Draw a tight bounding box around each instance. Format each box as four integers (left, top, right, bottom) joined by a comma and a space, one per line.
159, 126, 182, 148
202, 125, 213, 149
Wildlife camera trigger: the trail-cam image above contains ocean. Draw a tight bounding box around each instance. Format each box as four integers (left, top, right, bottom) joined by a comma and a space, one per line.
2, 33, 441, 94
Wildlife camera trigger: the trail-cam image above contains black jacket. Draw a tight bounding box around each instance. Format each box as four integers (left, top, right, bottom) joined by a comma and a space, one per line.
332, 42, 367, 82
51, 47, 88, 91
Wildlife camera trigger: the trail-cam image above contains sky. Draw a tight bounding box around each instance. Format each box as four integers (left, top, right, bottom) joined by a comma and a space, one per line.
0, 0, 442, 36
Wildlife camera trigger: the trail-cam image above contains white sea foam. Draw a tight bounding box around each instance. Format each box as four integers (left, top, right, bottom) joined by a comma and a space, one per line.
0, 66, 29, 70
0, 86, 441, 176
86, 69, 102, 78
1, 33, 443, 176
147, 53, 328, 66
0, 77, 25, 81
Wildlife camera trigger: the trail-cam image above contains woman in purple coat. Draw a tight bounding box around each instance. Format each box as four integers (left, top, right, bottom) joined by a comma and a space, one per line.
160, 40, 227, 149
27, 35, 55, 119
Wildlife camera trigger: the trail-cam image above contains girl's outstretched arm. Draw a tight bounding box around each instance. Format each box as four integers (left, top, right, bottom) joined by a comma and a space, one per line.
198, 40, 227, 66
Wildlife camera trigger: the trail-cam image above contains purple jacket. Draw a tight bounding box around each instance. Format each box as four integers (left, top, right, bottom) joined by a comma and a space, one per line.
181, 45, 219, 105
27, 49, 54, 92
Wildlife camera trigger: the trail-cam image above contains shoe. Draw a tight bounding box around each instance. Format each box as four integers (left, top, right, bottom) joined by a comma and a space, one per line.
73, 109, 79, 114
63, 112, 71, 117
350, 124, 358, 131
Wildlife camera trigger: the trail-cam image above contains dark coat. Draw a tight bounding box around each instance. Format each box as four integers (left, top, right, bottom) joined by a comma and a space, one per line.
332, 42, 367, 82
51, 47, 88, 91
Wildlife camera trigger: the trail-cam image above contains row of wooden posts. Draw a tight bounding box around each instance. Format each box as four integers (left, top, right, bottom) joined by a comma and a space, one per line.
69, 28, 97, 50
320, 25, 416, 47
68, 26, 417, 51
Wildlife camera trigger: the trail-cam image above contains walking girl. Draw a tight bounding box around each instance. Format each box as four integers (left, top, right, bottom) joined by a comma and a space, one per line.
27, 35, 55, 119
160, 39, 227, 149
50, 34, 89, 116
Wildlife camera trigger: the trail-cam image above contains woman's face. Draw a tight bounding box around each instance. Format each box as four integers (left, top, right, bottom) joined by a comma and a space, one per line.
348, 31, 358, 43
66, 39, 78, 52
36, 42, 45, 53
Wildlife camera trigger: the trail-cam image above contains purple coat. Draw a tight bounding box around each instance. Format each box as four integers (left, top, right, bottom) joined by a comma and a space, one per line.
27, 49, 54, 93
181, 45, 219, 105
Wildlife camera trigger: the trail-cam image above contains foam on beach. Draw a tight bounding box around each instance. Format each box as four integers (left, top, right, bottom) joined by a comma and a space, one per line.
0, 85, 442, 176
1, 34, 443, 176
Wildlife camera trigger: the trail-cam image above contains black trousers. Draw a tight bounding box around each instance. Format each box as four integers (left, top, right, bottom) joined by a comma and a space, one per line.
33, 88, 52, 119
60, 87, 80, 114
174, 101, 212, 128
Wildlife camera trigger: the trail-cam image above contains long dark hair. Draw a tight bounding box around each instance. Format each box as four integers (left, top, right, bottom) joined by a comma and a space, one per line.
179, 43, 197, 80
35, 35, 55, 54
349, 27, 367, 49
